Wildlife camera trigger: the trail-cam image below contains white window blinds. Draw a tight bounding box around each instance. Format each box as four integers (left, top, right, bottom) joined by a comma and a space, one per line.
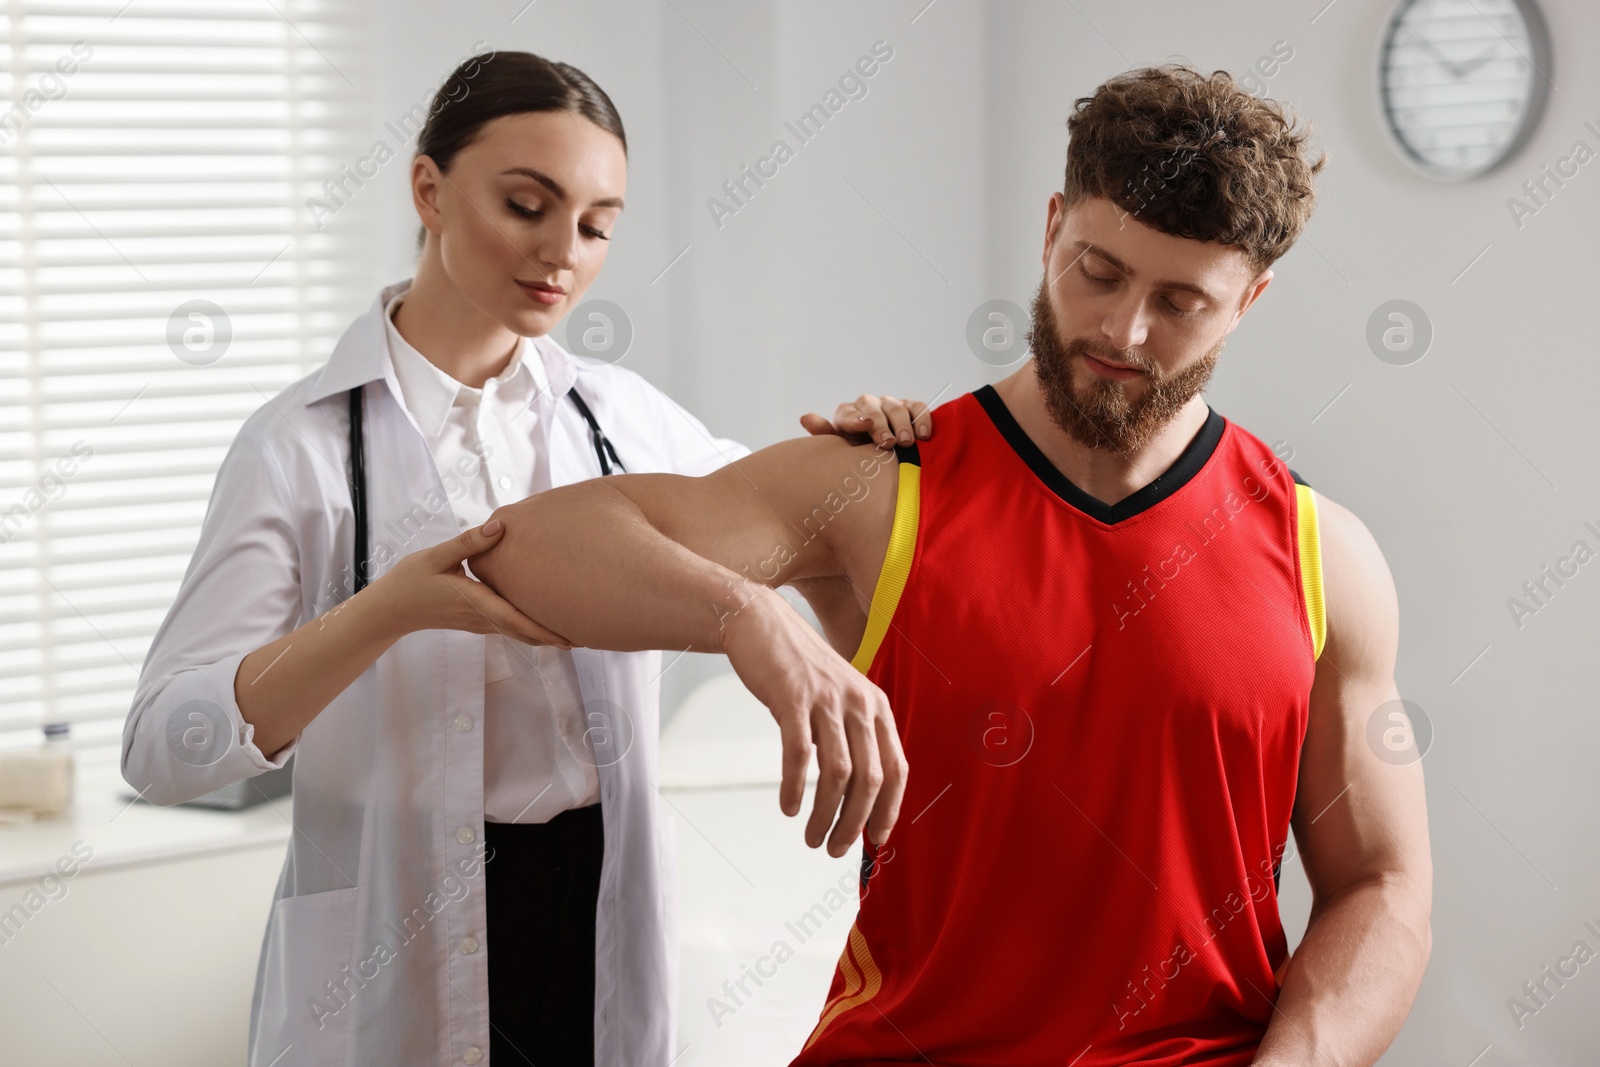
0, 0, 374, 750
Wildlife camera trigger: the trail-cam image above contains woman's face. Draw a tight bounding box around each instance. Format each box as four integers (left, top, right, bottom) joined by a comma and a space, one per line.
415, 109, 627, 337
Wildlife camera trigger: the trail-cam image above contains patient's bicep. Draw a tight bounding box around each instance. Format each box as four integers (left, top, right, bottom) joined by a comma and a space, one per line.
603, 434, 867, 587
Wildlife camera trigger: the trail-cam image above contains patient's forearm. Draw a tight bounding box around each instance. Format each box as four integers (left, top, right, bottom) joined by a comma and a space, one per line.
471, 478, 770, 654
1252, 873, 1431, 1066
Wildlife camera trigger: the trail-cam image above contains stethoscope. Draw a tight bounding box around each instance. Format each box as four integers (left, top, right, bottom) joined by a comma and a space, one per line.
346, 382, 626, 593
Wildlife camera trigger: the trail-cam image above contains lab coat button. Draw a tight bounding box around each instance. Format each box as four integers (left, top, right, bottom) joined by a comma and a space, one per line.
463, 1046, 483, 1065
453, 714, 473, 732
460, 936, 479, 954
497, 475, 511, 491
457, 826, 475, 844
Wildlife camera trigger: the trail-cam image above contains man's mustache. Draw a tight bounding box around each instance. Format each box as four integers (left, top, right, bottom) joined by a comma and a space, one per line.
1061, 337, 1152, 377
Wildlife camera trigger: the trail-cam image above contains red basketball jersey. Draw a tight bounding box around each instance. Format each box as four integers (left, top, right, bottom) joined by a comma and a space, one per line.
791, 385, 1325, 1067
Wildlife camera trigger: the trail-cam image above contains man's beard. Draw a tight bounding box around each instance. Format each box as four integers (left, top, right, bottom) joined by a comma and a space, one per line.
1026, 274, 1223, 458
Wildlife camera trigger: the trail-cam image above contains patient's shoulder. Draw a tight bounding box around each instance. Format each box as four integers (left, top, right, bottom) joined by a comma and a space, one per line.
719, 432, 904, 493
698, 434, 904, 591
717, 435, 903, 526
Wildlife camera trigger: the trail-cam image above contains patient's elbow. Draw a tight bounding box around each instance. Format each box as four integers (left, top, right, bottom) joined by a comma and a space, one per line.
474, 498, 554, 593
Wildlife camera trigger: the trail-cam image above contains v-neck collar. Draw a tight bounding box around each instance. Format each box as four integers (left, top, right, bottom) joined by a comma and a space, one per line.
973, 383, 1225, 525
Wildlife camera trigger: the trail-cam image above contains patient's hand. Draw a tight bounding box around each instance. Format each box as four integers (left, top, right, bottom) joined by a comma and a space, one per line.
722, 584, 907, 857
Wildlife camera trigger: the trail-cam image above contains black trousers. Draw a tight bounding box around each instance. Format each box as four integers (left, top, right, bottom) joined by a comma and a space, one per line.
485, 803, 604, 1067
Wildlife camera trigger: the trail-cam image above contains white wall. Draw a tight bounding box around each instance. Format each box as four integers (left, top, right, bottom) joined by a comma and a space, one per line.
367, 1, 1600, 1062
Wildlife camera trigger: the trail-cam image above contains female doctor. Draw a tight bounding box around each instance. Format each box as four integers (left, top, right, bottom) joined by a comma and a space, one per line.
121, 49, 932, 1067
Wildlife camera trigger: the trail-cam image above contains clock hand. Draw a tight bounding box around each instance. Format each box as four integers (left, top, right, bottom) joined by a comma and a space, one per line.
1453, 45, 1498, 78
1405, 34, 1467, 78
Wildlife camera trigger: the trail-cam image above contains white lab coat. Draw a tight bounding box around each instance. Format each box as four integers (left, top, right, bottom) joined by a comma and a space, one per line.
121, 278, 752, 1066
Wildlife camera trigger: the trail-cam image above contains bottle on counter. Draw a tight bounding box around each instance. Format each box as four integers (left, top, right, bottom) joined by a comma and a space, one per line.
0, 722, 75, 821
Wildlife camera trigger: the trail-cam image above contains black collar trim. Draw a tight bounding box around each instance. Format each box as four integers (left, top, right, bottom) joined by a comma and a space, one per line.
972, 384, 1226, 525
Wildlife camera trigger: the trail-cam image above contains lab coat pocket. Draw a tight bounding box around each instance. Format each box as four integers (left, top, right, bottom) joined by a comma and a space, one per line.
251, 884, 359, 1067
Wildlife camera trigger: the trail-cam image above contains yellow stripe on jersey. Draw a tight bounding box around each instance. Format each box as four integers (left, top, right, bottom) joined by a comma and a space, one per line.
850, 459, 922, 674
1295, 483, 1326, 661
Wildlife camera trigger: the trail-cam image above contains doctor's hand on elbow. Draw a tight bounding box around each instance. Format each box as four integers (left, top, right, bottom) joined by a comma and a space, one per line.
721, 584, 908, 858
366, 519, 574, 649
800, 393, 933, 449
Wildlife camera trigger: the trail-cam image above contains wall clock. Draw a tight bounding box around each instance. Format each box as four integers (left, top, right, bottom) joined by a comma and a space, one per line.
1378, 0, 1553, 181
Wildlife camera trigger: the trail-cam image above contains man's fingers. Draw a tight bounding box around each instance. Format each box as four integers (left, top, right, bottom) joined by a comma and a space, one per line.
776, 707, 814, 817
866, 708, 907, 845
805, 706, 852, 850
827, 704, 885, 857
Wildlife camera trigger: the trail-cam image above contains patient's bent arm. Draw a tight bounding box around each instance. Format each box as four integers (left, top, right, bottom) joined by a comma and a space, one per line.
468, 432, 907, 856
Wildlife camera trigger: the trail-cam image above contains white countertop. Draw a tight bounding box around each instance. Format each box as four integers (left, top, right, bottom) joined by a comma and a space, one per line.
0, 671, 779, 891
0, 746, 293, 888
0, 671, 802, 891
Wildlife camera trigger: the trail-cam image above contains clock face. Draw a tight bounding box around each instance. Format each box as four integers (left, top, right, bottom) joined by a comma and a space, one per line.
1379, 0, 1552, 180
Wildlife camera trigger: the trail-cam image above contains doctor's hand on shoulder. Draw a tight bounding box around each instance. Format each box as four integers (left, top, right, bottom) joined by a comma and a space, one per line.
801, 393, 934, 448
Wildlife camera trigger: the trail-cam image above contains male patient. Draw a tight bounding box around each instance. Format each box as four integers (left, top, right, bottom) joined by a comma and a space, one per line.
471, 64, 1431, 1067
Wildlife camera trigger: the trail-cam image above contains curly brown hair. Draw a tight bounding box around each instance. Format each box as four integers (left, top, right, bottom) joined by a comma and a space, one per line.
1062, 64, 1327, 277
